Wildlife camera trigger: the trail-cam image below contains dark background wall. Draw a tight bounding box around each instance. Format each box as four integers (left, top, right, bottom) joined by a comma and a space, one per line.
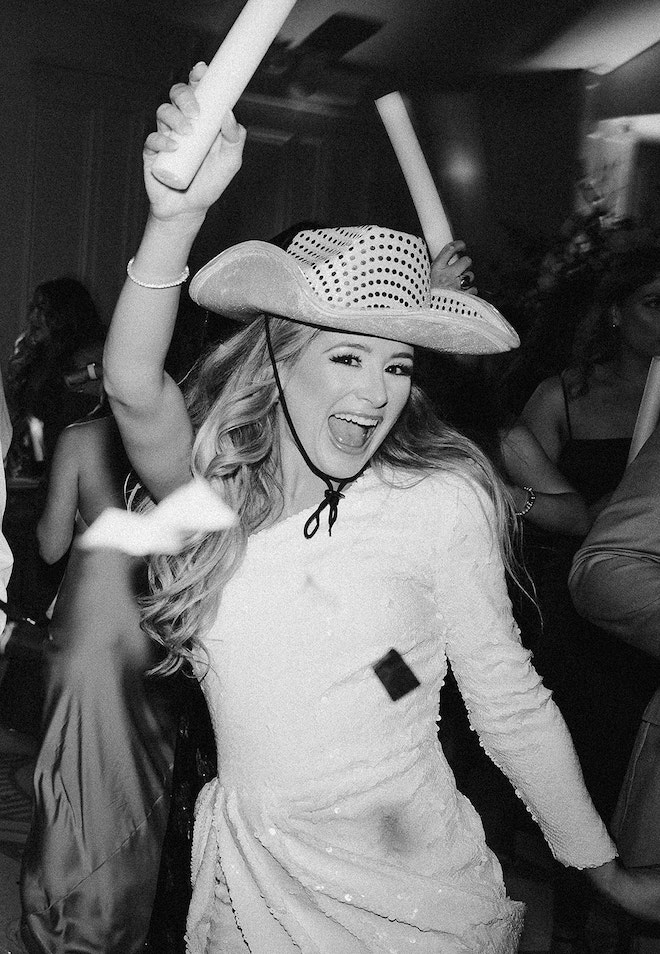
0, 0, 198, 372
412, 71, 587, 294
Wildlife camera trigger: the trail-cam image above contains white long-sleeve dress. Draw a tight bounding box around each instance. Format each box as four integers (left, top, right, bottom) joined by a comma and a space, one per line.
187, 467, 616, 954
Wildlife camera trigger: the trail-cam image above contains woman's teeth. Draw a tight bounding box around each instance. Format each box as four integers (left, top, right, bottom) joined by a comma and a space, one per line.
328, 413, 378, 448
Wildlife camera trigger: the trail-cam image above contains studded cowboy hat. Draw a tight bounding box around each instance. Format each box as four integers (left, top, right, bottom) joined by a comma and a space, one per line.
189, 226, 519, 354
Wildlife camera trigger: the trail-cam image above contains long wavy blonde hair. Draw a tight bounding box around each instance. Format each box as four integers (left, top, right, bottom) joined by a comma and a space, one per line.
138, 315, 519, 675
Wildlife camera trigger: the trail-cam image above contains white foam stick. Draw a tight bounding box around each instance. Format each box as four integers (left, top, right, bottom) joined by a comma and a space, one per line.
152, 0, 298, 190
628, 356, 660, 464
375, 91, 453, 259
80, 478, 237, 555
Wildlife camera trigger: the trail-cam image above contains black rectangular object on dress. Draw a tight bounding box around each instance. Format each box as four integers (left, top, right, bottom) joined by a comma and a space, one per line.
373, 648, 420, 701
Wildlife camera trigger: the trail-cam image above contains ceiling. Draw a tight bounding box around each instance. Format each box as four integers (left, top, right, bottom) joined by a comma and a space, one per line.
142, 0, 660, 95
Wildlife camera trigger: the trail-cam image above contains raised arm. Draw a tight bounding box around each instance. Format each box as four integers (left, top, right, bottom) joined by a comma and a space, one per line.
103, 63, 246, 501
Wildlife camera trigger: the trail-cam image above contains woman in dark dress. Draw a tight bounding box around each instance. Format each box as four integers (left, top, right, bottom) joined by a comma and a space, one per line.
521, 244, 660, 814
1, 281, 108, 734
19, 408, 179, 954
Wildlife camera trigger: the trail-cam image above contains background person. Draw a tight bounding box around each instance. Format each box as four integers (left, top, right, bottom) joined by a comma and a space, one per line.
19, 408, 178, 954
517, 243, 660, 811
518, 246, 660, 950
1, 285, 108, 735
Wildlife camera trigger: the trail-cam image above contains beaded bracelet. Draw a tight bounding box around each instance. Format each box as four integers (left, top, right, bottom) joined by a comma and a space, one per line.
515, 486, 536, 518
127, 257, 190, 289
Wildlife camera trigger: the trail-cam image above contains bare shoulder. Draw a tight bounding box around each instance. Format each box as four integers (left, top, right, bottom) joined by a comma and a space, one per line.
520, 374, 570, 450
523, 374, 566, 415
54, 417, 105, 463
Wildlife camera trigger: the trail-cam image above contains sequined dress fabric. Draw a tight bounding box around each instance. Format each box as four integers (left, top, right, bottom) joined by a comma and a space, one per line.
187, 469, 615, 954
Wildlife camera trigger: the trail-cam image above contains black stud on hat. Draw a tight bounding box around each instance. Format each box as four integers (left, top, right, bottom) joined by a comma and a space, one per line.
190, 226, 519, 355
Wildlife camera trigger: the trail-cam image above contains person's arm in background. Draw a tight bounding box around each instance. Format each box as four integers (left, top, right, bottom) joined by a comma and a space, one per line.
36, 425, 81, 565
523, 375, 620, 525
569, 422, 660, 659
520, 374, 569, 464
500, 421, 591, 535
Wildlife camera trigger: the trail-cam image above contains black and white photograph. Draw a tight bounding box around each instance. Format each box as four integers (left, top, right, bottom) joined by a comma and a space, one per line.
1, 2, 660, 952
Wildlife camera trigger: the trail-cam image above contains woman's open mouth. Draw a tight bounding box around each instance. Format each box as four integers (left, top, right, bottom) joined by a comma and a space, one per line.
328, 413, 380, 449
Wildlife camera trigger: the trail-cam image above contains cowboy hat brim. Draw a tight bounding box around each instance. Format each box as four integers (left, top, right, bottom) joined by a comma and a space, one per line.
189, 241, 520, 355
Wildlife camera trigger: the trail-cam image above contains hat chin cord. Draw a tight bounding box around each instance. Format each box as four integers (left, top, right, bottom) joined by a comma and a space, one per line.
264, 317, 366, 539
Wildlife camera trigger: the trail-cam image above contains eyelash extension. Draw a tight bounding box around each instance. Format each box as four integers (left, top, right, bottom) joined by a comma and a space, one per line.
330, 353, 413, 375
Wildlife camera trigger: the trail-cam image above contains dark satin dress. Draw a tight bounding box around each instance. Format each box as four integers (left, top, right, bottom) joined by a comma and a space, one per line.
526, 381, 660, 822
19, 541, 179, 953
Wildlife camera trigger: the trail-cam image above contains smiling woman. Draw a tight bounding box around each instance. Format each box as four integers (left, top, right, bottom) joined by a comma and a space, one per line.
278, 332, 413, 474
89, 61, 660, 953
